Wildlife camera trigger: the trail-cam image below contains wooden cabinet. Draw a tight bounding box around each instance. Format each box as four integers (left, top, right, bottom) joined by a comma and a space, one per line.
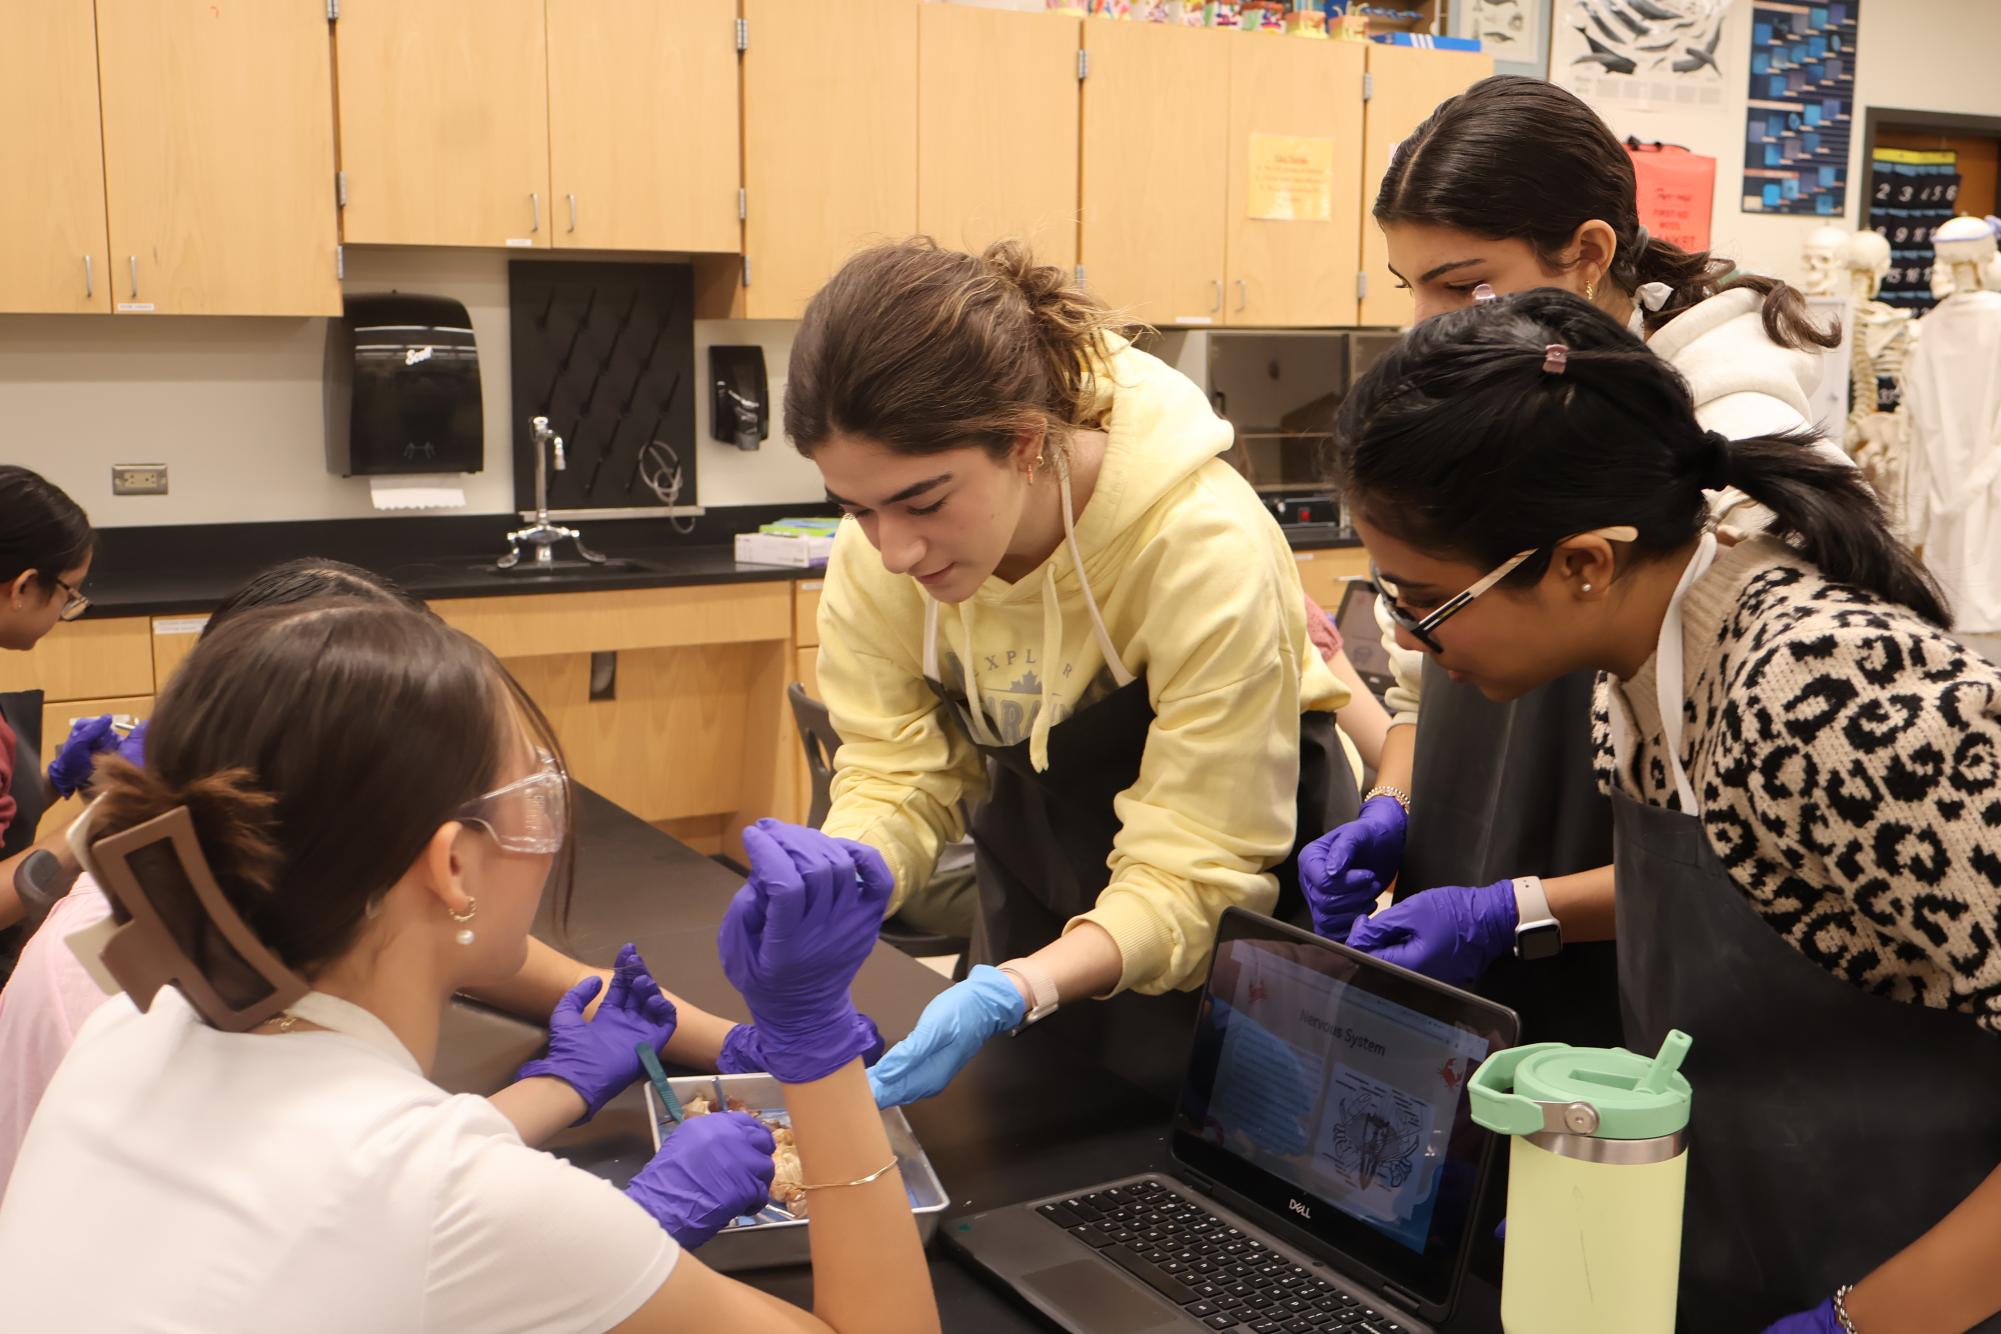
1293, 546, 1371, 611
149, 614, 210, 693
1358, 44, 1493, 328
917, 5, 1079, 271
741, 0, 918, 320
334, 0, 552, 249
0, 617, 154, 701
547, 0, 740, 254
1080, 21, 1229, 327
1225, 37, 1365, 327
95, 0, 340, 316
0, 0, 110, 314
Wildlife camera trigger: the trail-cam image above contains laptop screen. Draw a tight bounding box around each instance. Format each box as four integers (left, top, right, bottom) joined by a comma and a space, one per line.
1172, 909, 1517, 1311
1334, 578, 1393, 701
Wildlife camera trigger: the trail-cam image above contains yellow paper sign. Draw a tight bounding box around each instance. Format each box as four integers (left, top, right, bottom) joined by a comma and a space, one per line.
1248, 134, 1336, 222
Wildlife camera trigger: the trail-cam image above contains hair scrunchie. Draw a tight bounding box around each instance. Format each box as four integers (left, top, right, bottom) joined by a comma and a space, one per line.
1699, 430, 1734, 491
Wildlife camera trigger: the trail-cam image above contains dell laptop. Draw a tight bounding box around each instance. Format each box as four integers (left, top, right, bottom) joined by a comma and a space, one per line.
949, 908, 1518, 1333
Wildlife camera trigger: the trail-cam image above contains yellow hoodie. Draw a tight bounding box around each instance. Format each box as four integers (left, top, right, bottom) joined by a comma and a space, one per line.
816, 338, 1350, 995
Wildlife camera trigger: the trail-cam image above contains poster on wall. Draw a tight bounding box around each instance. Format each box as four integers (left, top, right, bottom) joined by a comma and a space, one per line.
1550, 0, 1734, 113
1740, 1, 1859, 216
1468, 0, 1541, 62
1628, 142, 1717, 250
1868, 148, 1960, 313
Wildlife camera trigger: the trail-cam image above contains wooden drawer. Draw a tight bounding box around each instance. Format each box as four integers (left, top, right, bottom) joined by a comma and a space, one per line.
1292, 547, 1369, 610
430, 582, 791, 660
0, 616, 154, 701
794, 579, 824, 648
151, 613, 211, 693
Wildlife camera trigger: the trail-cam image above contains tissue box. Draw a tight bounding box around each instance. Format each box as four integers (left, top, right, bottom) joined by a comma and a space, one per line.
1371, 31, 1482, 50
735, 532, 835, 568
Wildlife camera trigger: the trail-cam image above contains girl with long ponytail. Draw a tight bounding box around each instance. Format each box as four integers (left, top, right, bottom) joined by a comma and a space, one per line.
1329, 289, 2001, 1331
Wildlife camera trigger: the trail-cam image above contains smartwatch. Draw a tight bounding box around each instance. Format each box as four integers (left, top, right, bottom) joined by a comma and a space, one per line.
1512, 875, 1563, 961
997, 958, 1060, 1035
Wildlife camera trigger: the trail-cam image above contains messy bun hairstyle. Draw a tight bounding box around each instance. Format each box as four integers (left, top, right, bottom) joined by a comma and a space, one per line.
784, 237, 1128, 461
1377, 76, 1838, 352
88, 598, 573, 981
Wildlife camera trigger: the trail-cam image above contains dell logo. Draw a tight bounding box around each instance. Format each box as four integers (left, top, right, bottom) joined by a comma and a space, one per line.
1287, 1199, 1312, 1220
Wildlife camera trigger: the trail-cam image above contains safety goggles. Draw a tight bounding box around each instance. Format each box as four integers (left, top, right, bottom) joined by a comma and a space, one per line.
456, 750, 569, 855
1373, 526, 1638, 655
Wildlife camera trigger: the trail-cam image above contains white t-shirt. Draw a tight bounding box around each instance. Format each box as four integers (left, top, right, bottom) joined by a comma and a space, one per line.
0, 986, 677, 1333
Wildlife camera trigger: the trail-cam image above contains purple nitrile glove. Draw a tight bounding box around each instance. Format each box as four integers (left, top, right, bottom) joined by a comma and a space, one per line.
624, 1111, 776, 1249
717, 1012, 887, 1075
716, 819, 894, 1084
1761, 1298, 1842, 1334
46, 715, 119, 798
516, 942, 679, 1123
115, 719, 148, 769
1346, 880, 1518, 989
1299, 796, 1408, 942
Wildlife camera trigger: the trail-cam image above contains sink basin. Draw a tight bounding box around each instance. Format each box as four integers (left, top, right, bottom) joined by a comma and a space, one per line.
479, 557, 662, 578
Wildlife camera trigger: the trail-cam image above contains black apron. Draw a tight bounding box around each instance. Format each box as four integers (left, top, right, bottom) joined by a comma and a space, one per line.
1615, 790, 2001, 1331
930, 673, 1357, 1102
0, 690, 49, 988
1401, 659, 1623, 1050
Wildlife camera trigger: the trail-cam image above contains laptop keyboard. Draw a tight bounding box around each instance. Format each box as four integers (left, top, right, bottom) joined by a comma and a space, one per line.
1036, 1179, 1407, 1332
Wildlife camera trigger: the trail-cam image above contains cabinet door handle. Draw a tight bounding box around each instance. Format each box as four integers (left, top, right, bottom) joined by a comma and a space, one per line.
128, 255, 138, 299
1210, 279, 1222, 313
530, 191, 541, 233
83, 255, 93, 298
566, 193, 577, 233
1235, 278, 1247, 312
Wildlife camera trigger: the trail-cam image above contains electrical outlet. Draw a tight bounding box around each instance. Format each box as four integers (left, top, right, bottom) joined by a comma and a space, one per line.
111, 463, 168, 496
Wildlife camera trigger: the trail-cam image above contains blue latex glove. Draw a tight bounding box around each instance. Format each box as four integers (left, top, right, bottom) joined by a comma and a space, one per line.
1299, 796, 1408, 942
717, 1012, 886, 1075
1762, 1298, 1842, 1333
46, 715, 119, 798
867, 965, 1025, 1108
624, 1111, 776, 1249
115, 719, 148, 769
516, 942, 678, 1123
1346, 881, 1518, 989
717, 819, 894, 1084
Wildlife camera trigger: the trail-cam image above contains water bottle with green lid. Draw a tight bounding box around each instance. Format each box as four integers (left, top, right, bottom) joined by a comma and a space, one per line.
1469, 1030, 1693, 1333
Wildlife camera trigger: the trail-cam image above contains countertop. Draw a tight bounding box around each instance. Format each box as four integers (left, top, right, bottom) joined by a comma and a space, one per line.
80, 513, 1359, 620
443, 785, 1498, 1332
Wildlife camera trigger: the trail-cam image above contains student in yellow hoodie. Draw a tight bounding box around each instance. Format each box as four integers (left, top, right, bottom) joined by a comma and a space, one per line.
777, 239, 1361, 1103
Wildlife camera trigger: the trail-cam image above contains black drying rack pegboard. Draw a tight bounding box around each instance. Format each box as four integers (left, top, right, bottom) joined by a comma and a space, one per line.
508, 259, 696, 515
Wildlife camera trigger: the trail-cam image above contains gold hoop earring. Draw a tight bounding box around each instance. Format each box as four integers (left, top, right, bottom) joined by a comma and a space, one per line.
449, 897, 478, 947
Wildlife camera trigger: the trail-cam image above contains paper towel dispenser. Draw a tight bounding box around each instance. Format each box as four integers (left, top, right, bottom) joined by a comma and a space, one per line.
325, 293, 483, 476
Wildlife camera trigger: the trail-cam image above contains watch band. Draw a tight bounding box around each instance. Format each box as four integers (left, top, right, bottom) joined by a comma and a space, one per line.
1512, 875, 1563, 961
997, 958, 1060, 1033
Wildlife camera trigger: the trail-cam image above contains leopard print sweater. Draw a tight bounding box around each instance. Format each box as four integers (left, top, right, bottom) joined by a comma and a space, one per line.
1594, 536, 2001, 1032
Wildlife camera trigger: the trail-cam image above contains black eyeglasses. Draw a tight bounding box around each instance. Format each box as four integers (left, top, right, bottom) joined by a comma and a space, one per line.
1373, 526, 1637, 654
53, 577, 89, 622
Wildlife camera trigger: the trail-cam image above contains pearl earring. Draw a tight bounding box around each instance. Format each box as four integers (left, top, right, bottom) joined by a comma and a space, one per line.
449, 897, 478, 947
1581, 582, 1594, 593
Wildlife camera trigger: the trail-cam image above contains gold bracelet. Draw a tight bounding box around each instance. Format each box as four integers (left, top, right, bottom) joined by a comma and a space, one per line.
796, 1156, 900, 1193
1364, 784, 1412, 815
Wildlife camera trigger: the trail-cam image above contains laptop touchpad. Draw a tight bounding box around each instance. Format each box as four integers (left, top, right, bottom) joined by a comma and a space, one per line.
1019, 1260, 1184, 1334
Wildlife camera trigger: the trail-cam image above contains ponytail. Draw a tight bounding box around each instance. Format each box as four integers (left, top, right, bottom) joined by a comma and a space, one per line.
1330, 288, 1948, 628
786, 236, 1128, 461
1717, 431, 1951, 627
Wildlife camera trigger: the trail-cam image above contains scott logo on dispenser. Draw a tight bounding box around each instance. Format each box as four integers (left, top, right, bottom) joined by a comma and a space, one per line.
1287, 1199, 1312, 1220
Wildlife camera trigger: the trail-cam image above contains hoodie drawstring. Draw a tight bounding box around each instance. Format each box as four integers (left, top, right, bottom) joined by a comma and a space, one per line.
920, 447, 1134, 773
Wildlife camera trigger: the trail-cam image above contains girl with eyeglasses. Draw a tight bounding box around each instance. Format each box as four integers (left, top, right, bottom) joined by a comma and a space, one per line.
0, 465, 120, 946
1332, 288, 2001, 1332
0, 596, 939, 1334
1297, 76, 1857, 1062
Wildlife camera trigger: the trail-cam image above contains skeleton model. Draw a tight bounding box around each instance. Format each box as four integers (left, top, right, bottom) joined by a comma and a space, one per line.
1800, 224, 1851, 298
1838, 230, 1919, 538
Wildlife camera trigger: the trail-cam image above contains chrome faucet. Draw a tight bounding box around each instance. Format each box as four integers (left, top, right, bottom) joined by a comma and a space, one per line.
497, 415, 606, 569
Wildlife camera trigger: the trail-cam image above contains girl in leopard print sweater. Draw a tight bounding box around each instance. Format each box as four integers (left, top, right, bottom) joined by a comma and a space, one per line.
1329, 289, 2001, 1331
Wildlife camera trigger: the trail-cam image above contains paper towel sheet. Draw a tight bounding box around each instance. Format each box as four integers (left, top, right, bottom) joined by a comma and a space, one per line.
370, 474, 468, 510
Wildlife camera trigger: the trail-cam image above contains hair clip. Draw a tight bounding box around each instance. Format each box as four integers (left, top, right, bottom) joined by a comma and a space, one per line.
1542, 343, 1569, 375
1470, 283, 1499, 304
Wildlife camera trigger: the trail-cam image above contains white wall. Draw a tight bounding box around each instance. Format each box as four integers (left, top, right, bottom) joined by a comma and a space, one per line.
1564, 0, 2001, 285
0, 250, 822, 528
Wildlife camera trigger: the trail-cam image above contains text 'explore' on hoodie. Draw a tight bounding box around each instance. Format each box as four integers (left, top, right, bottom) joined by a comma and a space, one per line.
816, 337, 1350, 996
